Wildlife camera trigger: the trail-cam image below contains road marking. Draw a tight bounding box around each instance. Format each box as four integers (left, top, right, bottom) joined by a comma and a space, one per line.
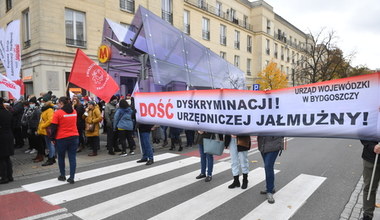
241, 173, 326, 220
18, 208, 68, 220
43, 157, 200, 205
0, 187, 25, 196
73, 162, 231, 220
43, 213, 73, 220
150, 167, 280, 220
22, 153, 178, 192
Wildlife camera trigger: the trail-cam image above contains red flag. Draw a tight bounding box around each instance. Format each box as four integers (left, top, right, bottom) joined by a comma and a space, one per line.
69, 49, 119, 102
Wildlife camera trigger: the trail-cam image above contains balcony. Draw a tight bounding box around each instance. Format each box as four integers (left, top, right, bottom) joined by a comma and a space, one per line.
220, 36, 226, 45
184, 24, 190, 34
23, 40, 31, 49
202, 31, 210, 40
162, 10, 173, 24
66, 38, 86, 48
234, 41, 240, 49
247, 45, 252, 53
184, 0, 253, 31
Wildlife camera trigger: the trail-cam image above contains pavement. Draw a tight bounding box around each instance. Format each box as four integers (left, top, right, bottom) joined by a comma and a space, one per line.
5, 134, 380, 219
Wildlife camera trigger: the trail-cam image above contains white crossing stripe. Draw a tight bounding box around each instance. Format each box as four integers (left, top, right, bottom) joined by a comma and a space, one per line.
241, 173, 326, 220
73, 162, 231, 220
150, 167, 280, 220
43, 157, 200, 205
22, 153, 178, 192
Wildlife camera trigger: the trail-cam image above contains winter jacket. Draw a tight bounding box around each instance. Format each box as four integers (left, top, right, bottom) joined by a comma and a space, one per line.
83, 105, 102, 137
257, 136, 284, 153
360, 140, 380, 165
37, 102, 54, 135
114, 107, 134, 131
11, 101, 24, 128
195, 131, 213, 145
105, 102, 117, 128
23, 106, 41, 130
0, 107, 14, 157
74, 103, 85, 131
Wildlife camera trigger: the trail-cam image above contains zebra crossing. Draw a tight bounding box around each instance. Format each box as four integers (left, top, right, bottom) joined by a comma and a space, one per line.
15, 151, 326, 220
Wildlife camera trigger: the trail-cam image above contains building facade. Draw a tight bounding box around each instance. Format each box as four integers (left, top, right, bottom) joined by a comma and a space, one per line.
0, 0, 308, 97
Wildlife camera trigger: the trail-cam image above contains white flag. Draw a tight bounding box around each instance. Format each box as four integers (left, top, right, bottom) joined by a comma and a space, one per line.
0, 20, 21, 81
0, 74, 20, 100
131, 81, 140, 97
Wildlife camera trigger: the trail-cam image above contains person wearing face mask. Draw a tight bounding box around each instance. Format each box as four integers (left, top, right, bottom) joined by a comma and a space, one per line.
24, 97, 44, 162
104, 96, 121, 155
37, 97, 56, 166
83, 101, 102, 156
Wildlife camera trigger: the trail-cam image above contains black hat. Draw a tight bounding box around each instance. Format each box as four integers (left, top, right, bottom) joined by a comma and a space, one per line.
28, 97, 38, 104
110, 95, 117, 101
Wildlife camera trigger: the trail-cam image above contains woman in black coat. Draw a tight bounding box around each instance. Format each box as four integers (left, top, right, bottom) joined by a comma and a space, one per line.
0, 97, 14, 184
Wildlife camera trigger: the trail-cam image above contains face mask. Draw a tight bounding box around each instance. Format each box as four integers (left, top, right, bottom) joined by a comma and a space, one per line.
127, 100, 131, 105
111, 100, 117, 105
29, 104, 35, 108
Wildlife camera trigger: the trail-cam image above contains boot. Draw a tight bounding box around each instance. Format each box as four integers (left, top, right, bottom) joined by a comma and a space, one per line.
33, 154, 44, 163
228, 175, 240, 189
241, 173, 248, 189
42, 157, 55, 166
178, 141, 183, 151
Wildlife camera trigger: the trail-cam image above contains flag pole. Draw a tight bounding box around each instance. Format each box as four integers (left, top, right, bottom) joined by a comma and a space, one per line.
367, 153, 379, 200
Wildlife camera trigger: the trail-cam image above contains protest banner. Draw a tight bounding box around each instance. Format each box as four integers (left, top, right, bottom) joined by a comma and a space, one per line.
0, 20, 21, 81
134, 72, 380, 141
0, 74, 21, 100
69, 49, 119, 102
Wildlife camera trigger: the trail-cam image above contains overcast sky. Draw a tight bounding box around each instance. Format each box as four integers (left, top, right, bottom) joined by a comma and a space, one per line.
257, 0, 379, 70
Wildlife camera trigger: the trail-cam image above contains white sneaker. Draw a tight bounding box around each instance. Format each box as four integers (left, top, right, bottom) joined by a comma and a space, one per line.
129, 151, 135, 155
24, 149, 32, 154
29, 149, 37, 154
267, 193, 275, 204
120, 152, 128, 157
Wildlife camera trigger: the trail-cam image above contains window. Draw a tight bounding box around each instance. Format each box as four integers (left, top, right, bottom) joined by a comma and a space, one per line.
65, 8, 86, 47
280, 65, 284, 73
6, 0, 12, 11
215, 1, 222, 16
286, 48, 290, 62
281, 46, 284, 60
286, 67, 289, 76
247, 59, 251, 75
202, 17, 210, 40
234, 30, 240, 49
22, 8, 31, 49
183, 10, 190, 34
274, 43, 278, 58
266, 39, 270, 55
243, 15, 248, 28
220, 24, 226, 45
230, 8, 236, 22
292, 51, 295, 63
234, 55, 240, 67
120, 0, 135, 13
198, 0, 207, 10
247, 35, 252, 53
266, 19, 271, 34
220, 51, 226, 59
162, 0, 173, 24
120, 22, 130, 29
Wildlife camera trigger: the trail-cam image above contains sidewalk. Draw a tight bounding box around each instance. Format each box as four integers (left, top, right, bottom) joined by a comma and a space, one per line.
340, 176, 380, 220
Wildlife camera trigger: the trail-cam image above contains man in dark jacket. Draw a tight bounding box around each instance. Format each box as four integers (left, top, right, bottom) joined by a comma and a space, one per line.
360, 140, 380, 220
12, 98, 25, 148
0, 97, 14, 184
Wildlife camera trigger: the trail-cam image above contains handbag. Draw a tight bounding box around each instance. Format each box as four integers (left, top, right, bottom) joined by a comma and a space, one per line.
85, 123, 95, 132
203, 135, 224, 156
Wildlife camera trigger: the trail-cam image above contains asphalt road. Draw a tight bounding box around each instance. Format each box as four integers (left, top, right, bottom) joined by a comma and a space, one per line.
0, 137, 364, 220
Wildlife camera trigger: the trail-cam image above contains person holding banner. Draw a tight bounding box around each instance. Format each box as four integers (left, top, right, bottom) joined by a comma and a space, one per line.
257, 136, 284, 204
226, 135, 251, 189
83, 101, 102, 156
195, 131, 214, 182
360, 140, 380, 220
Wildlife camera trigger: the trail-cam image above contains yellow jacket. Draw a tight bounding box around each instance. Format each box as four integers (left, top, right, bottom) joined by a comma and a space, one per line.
37, 102, 54, 136
83, 105, 102, 137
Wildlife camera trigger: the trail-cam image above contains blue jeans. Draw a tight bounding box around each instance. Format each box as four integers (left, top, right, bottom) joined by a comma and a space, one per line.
261, 150, 279, 193
56, 136, 79, 179
140, 132, 153, 160
229, 137, 249, 176
198, 144, 214, 176
44, 135, 55, 158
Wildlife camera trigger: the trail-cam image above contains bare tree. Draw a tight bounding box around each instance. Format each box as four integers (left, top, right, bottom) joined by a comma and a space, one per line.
293, 29, 355, 84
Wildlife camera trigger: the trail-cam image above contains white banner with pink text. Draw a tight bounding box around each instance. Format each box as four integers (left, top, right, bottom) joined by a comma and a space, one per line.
0, 74, 21, 100
134, 73, 380, 141
0, 20, 21, 81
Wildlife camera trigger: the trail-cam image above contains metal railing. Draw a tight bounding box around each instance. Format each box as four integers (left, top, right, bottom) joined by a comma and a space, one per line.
162, 10, 173, 24
220, 36, 226, 45
120, 0, 135, 13
184, 0, 253, 31
234, 41, 240, 49
66, 38, 86, 48
184, 24, 190, 34
202, 30, 210, 40
23, 40, 31, 49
